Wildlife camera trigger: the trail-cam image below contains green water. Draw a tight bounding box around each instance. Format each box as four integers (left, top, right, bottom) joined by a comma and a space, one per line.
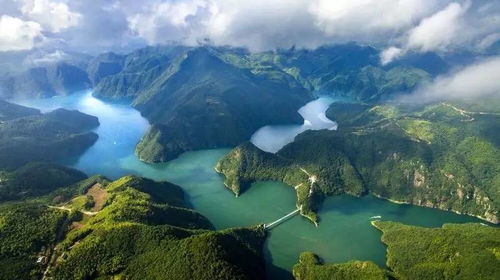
120, 150, 480, 279
15, 91, 485, 279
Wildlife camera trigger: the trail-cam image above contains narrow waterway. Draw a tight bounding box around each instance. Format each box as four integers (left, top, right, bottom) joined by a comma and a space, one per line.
15, 91, 485, 279
251, 96, 338, 153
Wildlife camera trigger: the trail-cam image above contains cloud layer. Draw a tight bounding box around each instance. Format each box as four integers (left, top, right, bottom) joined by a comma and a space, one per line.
0, 0, 498, 55
400, 56, 500, 102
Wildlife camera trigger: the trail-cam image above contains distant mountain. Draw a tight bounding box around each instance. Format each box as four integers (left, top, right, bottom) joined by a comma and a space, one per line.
1, 43, 491, 162
89, 44, 449, 162
0, 62, 91, 99
0, 100, 99, 169
385, 51, 450, 76
94, 46, 312, 162
250, 44, 434, 101
86, 52, 125, 85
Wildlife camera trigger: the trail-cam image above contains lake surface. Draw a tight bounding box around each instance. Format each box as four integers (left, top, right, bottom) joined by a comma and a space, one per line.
15, 91, 485, 279
251, 96, 338, 153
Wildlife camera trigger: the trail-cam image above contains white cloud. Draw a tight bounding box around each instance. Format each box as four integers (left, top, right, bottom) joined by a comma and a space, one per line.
405, 56, 500, 101
406, 2, 467, 52
0, 15, 42, 51
477, 32, 500, 50
381, 1, 500, 64
21, 0, 81, 32
309, 0, 437, 38
27, 49, 68, 66
128, 0, 209, 45
380, 46, 403, 65
0, 0, 498, 54
204, 0, 322, 50
125, 0, 444, 51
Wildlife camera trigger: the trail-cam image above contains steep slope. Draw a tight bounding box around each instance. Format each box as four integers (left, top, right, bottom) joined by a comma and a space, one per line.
93, 46, 190, 100
250, 44, 432, 101
0, 99, 40, 120
94, 46, 311, 162
135, 48, 310, 161
49, 175, 266, 280
0, 174, 268, 280
86, 52, 125, 84
0, 62, 90, 99
217, 102, 500, 224
0, 101, 99, 169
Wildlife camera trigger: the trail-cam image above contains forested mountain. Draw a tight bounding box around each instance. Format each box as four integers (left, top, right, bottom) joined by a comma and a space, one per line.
0, 100, 99, 169
0, 42, 498, 280
216, 101, 500, 224
0, 174, 267, 280
94, 46, 312, 161
0, 63, 91, 99
90, 44, 444, 162
1, 43, 449, 162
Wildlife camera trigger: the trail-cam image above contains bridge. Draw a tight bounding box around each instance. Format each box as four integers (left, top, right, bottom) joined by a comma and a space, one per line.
263, 205, 302, 230
263, 167, 318, 230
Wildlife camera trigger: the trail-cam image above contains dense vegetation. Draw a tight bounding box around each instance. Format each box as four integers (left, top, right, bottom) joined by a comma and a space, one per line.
94, 46, 312, 162
49, 175, 266, 279
293, 222, 500, 280
0, 173, 268, 280
91, 45, 437, 162
293, 252, 391, 280
0, 100, 99, 169
373, 221, 500, 280
217, 102, 500, 224
0, 203, 68, 280
0, 162, 87, 202
0, 44, 446, 163
249, 44, 433, 101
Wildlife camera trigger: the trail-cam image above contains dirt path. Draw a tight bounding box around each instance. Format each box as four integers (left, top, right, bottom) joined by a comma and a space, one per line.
47, 205, 98, 216
86, 183, 108, 212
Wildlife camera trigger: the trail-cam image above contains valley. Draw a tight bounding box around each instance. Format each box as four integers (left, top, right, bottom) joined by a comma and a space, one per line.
0, 0, 499, 277
9, 91, 495, 279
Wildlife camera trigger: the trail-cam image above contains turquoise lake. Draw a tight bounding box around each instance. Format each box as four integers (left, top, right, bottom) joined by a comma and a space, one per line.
16, 91, 484, 279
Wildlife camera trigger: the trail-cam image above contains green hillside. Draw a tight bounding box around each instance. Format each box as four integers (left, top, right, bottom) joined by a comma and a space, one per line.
373, 221, 500, 280
293, 222, 500, 280
0, 173, 267, 280
90, 44, 436, 162
0, 162, 87, 202
0, 203, 68, 280
94, 46, 311, 162
0, 101, 99, 169
293, 252, 391, 280
217, 102, 500, 224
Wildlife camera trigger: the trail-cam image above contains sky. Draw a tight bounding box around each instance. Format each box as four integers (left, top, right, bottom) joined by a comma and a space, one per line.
0, 0, 498, 56
0, 0, 499, 100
